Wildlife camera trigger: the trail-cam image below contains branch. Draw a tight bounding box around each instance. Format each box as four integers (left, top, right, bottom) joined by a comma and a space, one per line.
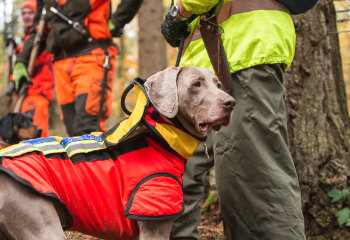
337, 18, 350, 22
336, 9, 350, 12
315, 30, 350, 44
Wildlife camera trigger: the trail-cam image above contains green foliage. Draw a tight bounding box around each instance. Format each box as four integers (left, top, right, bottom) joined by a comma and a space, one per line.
315, 211, 330, 227
328, 188, 350, 202
206, 194, 216, 204
202, 194, 217, 211
328, 189, 342, 202
328, 188, 350, 226
321, 177, 328, 184
343, 189, 350, 197
336, 208, 350, 226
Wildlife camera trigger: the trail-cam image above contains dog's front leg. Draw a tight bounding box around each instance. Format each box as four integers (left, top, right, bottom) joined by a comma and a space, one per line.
137, 220, 173, 240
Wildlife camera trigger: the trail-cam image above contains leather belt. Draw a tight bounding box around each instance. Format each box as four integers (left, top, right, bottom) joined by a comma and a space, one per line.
217, 0, 290, 23
199, 16, 232, 92
54, 39, 113, 61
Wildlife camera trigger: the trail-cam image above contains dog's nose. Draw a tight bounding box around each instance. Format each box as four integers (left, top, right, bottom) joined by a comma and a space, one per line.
223, 97, 236, 110
35, 127, 42, 138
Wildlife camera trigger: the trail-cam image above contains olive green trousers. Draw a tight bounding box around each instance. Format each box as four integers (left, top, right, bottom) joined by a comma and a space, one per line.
171, 64, 306, 240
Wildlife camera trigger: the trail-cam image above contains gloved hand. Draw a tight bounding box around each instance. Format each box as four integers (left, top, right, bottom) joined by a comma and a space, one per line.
6, 37, 17, 48
108, 20, 123, 38
13, 62, 31, 92
110, 27, 123, 37
161, 12, 190, 47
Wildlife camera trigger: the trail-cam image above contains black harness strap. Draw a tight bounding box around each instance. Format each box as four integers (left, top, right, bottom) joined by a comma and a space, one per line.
121, 78, 146, 116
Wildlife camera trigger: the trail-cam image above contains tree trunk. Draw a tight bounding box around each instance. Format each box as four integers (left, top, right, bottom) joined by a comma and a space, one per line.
138, 0, 167, 78
285, 0, 350, 238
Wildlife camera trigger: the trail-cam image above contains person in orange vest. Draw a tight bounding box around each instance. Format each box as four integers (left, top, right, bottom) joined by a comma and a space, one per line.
16, 0, 55, 138
12, 0, 143, 137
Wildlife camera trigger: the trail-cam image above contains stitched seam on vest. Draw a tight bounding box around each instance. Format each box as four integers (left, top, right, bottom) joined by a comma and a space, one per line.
124, 172, 184, 221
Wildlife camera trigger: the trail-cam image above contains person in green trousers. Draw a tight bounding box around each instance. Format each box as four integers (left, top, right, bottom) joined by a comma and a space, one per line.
161, 0, 310, 239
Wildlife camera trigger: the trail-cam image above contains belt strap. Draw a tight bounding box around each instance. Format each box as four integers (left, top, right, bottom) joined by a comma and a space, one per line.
184, 0, 290, 53
199, 16, 232, 93
54, 39, 114, 61
217, 0, 289, 23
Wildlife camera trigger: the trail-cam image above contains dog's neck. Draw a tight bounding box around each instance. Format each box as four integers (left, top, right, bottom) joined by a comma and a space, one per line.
159, 114, 206, 139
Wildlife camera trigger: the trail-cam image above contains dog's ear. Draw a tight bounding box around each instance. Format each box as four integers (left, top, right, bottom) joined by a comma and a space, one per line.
144, 67, 183, 118
0, 114, 13, 140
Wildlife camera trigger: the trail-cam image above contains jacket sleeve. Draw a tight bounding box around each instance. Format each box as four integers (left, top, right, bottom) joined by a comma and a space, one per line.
110, 0, 143, 30
180, 0, 219, 14
16, 0, 44, 66
61, 0, 91, 20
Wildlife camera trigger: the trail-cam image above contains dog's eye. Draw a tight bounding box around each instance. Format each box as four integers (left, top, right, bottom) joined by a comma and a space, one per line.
217, 83, 222, 89
193, 81, 201, 87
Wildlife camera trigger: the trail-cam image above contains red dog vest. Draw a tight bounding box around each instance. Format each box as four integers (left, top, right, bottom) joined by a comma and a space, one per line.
0, 80, 203, 240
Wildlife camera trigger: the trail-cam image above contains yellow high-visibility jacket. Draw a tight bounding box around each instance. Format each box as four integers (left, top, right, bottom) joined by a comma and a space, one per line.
179, 0, 295, 74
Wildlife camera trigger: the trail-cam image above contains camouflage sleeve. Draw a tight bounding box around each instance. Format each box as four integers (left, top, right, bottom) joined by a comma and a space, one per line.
110, 0, 143, 30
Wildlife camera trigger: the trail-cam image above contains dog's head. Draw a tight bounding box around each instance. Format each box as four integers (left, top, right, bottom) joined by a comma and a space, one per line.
144, 66, 235, 137
0, 113, 42, 145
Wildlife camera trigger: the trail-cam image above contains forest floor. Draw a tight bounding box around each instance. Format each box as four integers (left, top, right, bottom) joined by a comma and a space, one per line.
198, 196, 224, 240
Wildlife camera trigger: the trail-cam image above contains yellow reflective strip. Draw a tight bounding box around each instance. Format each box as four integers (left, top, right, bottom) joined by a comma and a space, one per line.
38, 149, 66, 155
105, 85, 147, 144
0, 143, 24, 154
90, 132, 102, 136
0, 146, 39, 157
53, 136, 63, 142
155, 123, 201, 159
65, 139, 106, 148
64, 140, 107, 158
33, 141, 60, 148
67, 148, 100, 158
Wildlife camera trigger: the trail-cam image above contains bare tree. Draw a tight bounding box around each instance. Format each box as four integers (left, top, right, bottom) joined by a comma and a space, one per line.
138, 0, 167, 78
285, 0, 350, 238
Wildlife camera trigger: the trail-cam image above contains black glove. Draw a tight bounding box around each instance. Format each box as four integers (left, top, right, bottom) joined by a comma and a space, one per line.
6, 37, 17, 48
110, 27, 123, 38
161, 12, 190, 47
